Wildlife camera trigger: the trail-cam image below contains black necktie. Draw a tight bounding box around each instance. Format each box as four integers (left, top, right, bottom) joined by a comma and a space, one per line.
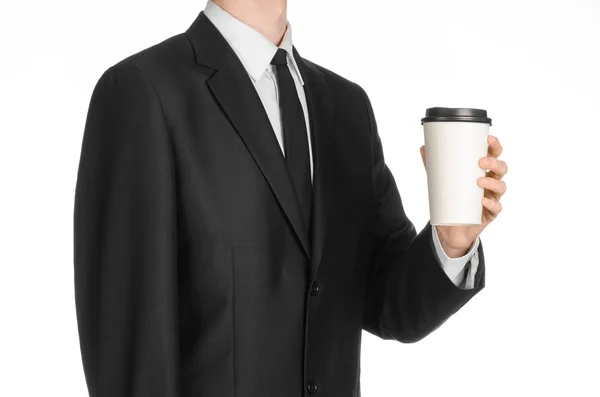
270, 48, 312, 233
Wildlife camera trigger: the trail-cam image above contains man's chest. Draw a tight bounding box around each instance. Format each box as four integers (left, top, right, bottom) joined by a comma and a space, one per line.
164, 85, 372, 243
253, 67, 314, 178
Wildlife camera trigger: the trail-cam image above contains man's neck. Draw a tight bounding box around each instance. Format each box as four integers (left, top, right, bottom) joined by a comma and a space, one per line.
212, 0, 288, 46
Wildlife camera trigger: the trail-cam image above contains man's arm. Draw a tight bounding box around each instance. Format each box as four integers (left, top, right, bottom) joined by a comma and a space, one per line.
432, 225, 480, 289
357, 84, 486, 343
74, 61, 179, 397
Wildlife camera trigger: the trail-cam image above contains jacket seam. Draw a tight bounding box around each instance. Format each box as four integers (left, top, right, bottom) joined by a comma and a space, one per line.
123, 59, 181, 391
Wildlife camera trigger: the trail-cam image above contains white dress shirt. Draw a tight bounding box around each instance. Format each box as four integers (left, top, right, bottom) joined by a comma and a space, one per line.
204, 0, 480, 289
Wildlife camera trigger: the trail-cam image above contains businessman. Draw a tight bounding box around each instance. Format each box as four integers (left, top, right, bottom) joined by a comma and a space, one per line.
74, 1, 508, 396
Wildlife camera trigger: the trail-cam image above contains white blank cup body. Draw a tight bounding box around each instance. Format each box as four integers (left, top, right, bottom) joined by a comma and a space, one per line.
423, 121, 489, 225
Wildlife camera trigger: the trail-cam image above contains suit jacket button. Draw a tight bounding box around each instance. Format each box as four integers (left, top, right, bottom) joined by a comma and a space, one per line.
310, 281, 320, 296
307, 380, 320, 395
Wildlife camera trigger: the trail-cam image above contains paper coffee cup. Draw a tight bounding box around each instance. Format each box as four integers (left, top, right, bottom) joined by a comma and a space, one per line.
421, 107, 492, 226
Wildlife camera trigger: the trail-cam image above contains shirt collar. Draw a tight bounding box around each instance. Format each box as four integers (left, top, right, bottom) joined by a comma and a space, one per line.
204, 0, 305, 85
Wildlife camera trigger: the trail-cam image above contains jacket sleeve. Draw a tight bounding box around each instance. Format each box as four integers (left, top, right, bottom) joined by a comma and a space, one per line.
74, 61, 179, 396
357, 85, 486, 343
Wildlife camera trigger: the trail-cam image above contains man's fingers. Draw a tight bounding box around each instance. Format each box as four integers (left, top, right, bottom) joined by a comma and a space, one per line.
478, 177, 507, 198
479, 156, 508, 178
488, 134, 503, 158
482, 197, 503, 216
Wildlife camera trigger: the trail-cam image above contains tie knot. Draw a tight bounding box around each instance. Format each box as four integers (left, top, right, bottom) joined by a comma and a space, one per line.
270, 48, 288, 66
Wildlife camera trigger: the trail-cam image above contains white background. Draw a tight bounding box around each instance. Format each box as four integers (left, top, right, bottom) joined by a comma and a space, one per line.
1, 0, 599, 396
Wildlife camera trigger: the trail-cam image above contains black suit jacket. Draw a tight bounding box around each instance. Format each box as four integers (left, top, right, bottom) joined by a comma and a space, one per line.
74, 10, 485, 397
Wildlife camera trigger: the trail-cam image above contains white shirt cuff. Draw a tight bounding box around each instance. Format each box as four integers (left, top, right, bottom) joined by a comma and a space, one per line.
431, 224, 480, 289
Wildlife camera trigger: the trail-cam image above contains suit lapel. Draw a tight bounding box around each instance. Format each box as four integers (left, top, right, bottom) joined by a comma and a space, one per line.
186, 12, 311, 258
292, 47, 336, 280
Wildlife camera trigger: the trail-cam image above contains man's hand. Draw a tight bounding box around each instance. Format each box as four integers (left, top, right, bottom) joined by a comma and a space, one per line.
419, 134, 508, 258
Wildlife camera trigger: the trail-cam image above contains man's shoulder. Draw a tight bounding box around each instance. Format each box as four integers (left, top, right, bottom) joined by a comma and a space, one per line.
98, 32, 194, 86
302, 58, 368, 104
118, 32, 191, 69
301, 57, 370, 115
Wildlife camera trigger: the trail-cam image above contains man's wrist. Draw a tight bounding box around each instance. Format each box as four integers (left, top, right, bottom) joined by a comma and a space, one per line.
434, 226, 472, 258
440, 242, 469, 259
